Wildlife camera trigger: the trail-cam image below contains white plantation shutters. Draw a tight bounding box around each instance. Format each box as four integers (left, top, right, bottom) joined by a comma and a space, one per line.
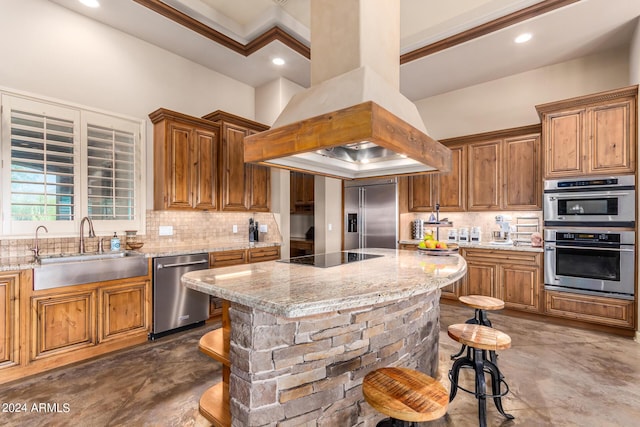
1, 93, 144, 236
86, 123, 135, 220
9, 108, 77, 221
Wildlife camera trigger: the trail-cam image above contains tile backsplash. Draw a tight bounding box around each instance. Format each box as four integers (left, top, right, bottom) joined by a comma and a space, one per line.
0, 210, 282, 258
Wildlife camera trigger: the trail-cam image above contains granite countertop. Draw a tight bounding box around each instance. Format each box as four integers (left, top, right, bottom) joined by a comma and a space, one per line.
0, 241, 281, 272
398, 239, 544, 253
182, 247, 467, 318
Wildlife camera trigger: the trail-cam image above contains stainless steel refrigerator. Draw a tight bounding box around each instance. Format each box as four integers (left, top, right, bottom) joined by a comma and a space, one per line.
344, 178, 398, 249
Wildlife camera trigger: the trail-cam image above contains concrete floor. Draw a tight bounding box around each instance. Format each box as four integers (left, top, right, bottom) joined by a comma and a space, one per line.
1, 305, 639, 426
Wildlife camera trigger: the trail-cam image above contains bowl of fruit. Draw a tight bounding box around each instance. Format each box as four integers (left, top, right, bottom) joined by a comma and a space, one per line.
417, 235, 459, 255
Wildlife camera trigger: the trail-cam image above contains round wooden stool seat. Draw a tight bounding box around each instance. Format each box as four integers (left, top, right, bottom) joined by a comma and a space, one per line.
448, 324, 511, 351
363, 367, 448, 423
458, 295, 505, 311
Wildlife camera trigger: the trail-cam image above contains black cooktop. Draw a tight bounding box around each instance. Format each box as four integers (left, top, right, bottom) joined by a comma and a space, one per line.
278, 251, 383, 268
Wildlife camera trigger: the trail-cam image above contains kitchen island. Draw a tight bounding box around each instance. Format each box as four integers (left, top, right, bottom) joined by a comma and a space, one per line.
182, 248, 466, 426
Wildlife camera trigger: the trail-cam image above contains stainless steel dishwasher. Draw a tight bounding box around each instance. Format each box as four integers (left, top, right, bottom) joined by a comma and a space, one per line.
151, 253, 210, 339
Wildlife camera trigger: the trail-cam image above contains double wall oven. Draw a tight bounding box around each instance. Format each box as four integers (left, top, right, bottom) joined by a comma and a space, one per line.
543, 175, 636, 300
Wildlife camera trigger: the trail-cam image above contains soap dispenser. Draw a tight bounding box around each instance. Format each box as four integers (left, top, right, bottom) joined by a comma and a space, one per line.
110, 232, 121, 251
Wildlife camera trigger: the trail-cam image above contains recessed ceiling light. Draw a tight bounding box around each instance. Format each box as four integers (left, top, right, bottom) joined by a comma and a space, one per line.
514, 33, 532, 44
272, 57, 285, 66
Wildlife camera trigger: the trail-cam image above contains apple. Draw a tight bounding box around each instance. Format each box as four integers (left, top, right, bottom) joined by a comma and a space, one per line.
418, 241, 426, 249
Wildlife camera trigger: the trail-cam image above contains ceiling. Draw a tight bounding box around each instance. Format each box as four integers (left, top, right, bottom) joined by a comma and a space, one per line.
50, 0, 640, 101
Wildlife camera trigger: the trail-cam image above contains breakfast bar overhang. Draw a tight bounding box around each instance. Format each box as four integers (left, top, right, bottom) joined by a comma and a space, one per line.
182, 248, 467, 426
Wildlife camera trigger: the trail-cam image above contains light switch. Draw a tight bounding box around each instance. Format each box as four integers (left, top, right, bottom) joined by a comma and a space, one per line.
328, 223, 332, 231
259, 224, 268, 233
232, 225, 238, 233
159, 225, 173, 236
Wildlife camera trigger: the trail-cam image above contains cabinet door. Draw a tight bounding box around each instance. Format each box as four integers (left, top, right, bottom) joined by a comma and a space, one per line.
0, 272, 19, 369
99, 281, 149, 342
588, 100, 635, 175
220, 124, 249, 211
291, 172, 314, 213
465, 261, 497, 297
31, 290, 96, 360
167, 123, 194, 209
193, 128, 218, 210
435, 145, 466, 211
468, 140, 500, 210
544, 109, 585, 178
499, 264, 539, 312
408, 174, 435, 212
248, 164, 271, 212
503, 134, 541, 209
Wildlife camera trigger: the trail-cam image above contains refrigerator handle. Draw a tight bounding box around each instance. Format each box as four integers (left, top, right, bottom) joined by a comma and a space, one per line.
361, 187, 366, 248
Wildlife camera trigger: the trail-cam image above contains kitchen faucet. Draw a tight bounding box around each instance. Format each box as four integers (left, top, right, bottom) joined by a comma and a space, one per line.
31, 225, 49, 258
79, 216, 96, 254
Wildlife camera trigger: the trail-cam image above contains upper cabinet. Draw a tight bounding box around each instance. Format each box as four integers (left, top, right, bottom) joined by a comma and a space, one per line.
536, 85, 637, 179
290, 172, 314, 214
150, 108, 271, 212
150, 109, 220, 211
407, 145, 466, 212
203, 111, 271, 212
407, 125, 541, 212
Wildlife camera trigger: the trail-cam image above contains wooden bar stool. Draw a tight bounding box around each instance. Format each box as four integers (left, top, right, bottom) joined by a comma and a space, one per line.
451, 295, 504, 361
363, 367, 448, 426
448, 324, 514, 427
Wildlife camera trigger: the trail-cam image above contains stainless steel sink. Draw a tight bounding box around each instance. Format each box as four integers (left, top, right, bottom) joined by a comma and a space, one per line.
34, 251, 149, 290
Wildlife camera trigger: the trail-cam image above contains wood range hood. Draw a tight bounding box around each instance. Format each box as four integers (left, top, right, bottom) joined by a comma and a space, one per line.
244, 0, 451, 180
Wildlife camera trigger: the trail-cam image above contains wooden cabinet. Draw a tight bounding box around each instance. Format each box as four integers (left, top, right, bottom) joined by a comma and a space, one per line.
291, 172, 314, 214
462, 249, 541, 313
290, 239, 314, 257
466, 129, 541, 211
31, 289, 96, 360
0, 271, 22, 370
544, 291, 634, 329
536, 85, 637, 178
435, 145, 466, 211
1, 265, 151, 386
407, 125, 540, 212
150, 108, 220, 211
468, 140, 501, 210
503, 134, 541, 209
408, 174, 435, 212
203, 111, 271, 212
99, 280, 150, 342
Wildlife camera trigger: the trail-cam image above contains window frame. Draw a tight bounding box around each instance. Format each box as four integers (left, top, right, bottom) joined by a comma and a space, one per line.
0, 90, 146, 238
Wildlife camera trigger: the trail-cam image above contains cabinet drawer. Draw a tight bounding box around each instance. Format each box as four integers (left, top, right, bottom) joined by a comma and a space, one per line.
248, 246, 281, 263
463, 249, 540, 266
209, 250, 247, 268
545, 291, 634, 329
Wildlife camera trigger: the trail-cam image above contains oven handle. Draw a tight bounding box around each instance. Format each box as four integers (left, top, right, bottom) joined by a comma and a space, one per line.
547, 191, 631, 200
545, 244, 634, 252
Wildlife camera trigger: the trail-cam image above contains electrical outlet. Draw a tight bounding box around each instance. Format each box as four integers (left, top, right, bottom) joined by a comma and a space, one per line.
232, 225, 238, 233
259, 224, 267, 233
158, 225, 173, 236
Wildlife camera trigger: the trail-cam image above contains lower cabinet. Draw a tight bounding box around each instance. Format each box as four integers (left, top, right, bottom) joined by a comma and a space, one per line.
463, 249, 541, 313
0, 271, 24, 372
31, 289, 96, 360
545, 290, 634, 329
1, 266, 152, 386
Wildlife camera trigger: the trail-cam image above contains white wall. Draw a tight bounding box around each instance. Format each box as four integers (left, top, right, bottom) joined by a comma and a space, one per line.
0, 0, 256, 207
415, 47, 630, 139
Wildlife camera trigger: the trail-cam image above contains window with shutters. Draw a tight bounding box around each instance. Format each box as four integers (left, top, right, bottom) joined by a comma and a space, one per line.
1, 93, 145, 237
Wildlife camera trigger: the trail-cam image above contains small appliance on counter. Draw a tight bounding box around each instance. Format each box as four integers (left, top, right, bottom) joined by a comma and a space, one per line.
412, 219, 425, 240
458, 227, 469, 244
491, 215, 513, 245
447, 228, 458, 243
470, 226, 482, 243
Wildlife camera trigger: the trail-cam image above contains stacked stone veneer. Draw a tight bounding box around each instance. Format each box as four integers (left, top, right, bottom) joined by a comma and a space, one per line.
228, 291, 441, 426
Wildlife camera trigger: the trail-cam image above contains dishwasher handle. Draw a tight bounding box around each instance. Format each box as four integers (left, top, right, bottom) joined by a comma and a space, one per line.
157, 259, 208, 269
